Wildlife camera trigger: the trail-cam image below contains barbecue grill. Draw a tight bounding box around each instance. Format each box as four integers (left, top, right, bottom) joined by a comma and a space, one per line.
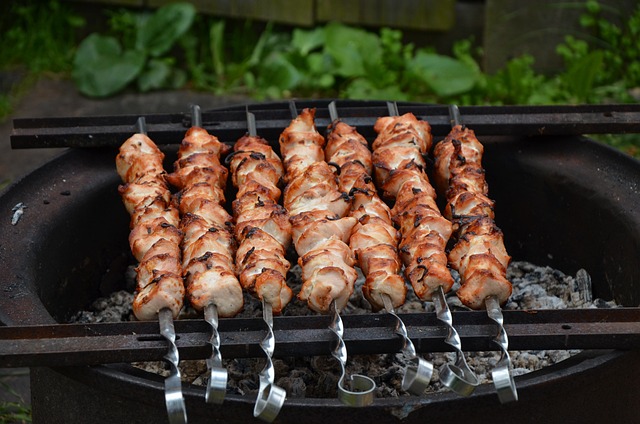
1, 100, 640, 423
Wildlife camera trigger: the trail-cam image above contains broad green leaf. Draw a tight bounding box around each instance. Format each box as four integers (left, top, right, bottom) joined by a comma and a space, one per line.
323, 22, 382, 78
292, 27, 325, 55
258, 52, 301, 91
136, 3, 196, 57
72, 34, 145, 97
343, 78, 409, 101
137, 58, 171, 92
407, 51, 477, 96
306, 52, 330, 74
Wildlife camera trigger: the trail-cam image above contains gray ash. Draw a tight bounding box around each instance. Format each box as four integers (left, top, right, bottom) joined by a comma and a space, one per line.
70, 260, 617, 399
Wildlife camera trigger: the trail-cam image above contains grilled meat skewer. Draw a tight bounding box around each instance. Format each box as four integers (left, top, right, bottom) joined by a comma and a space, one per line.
229, 134, 293, 313
325, 119, 405, 311
280, 108, 356, 313
433, 124, 512, 309
372, 113, 454, 301
167, 126, 244, 317
117, 133, 185, 320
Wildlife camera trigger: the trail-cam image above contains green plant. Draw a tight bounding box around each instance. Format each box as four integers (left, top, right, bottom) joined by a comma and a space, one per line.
555, 0, 640, 103
0, 1, 85, 73
0, 375, 31, 423
72, 3, 196, 97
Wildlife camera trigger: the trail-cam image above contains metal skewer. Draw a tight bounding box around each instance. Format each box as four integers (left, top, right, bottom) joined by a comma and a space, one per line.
159, 308, 188, 424
290, 100, 375, 406
189, 105, 228, 405
136, 116, 188, 423
329, 100, 432, 395
432, 286, 479, 396
381, 294, 433, 395
329, 300, 376, 406
486, 296, 518, 403
191, 104, 202, 128
254, 300, 287, 422
386, 101, 479, 396
448, 104, 517, 403
203, 303, 226, 405
246, 107, 287, 422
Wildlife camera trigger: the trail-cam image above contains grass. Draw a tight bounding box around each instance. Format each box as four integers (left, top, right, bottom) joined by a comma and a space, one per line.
0, 372, 31, 424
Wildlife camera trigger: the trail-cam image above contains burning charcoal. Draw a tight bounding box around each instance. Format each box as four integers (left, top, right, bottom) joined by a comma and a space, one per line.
70, 258, 621, 399
276, 370, 307, 398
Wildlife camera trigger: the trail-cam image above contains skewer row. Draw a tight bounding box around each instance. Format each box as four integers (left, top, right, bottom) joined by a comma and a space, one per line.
116, 102, 518, 423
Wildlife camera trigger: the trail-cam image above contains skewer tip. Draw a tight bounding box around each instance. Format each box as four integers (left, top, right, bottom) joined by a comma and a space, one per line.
448, 104, 462, 128
136, 117, 147, 135
386, 101, 399, 117
288, 100, 298, 119
191, 104, 202, 128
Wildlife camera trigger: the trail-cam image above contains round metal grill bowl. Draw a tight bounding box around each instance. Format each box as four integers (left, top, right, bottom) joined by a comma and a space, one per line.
1, 103, 639, 423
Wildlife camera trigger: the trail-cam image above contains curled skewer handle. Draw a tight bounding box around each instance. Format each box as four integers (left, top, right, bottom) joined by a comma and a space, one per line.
254, 300, 286, 422
204, 303, 227, 405
432, 286, 479, 396
485, 295, 518, 403
191, 104, 202, 128
381, 294, 433, 395
448, 104, 462, 128
330, 301, 376, 406
158, 308, 188, 424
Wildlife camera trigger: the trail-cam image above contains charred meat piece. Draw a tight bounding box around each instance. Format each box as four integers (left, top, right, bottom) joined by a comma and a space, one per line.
116, 133, 185, 320
280, 109, 356, 313
372, 113, 454, 301
229, 134, 293, 313
168, 127, 244, 317
433, 125, 512, 309
326, 120, 405, 311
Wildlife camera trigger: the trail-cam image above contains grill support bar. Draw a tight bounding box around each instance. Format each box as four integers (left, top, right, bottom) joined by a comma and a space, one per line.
0, 308, 638, 368
11, 103, 640, 149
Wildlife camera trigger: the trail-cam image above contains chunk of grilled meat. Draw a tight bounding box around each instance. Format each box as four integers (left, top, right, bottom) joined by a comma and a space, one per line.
433, 125, 512, 309
116, 133, 184, 320
168, 127, 244, 317
280, 109, 357, 313
372, 113, 454, 301
229, 135, 293, 313
326, 120, 405, 311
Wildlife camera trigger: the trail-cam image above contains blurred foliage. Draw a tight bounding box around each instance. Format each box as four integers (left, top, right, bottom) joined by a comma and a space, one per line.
0, 0, 85, 73
0, 373, 31, 423
0, 1, 638, 156
72, 3, 195, 96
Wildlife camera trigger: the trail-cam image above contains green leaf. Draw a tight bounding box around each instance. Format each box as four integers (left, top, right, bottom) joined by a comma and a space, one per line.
343, 78, 409, 101
258, 52, 301, 91
323, 22, 382, 78
306, 52, 330, 74
407, 51, 477, 96
247, 22, 274, 67
210, 20, 226, 77
564, 49, 605, 100
72, 34, 145, 97
292, 27, 325, 55
136, 3, 196, 57
137, 58, 171, 92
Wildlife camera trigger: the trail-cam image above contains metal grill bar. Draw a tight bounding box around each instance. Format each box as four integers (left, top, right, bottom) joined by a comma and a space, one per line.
11, 103, 640, 149
0, 308, 638, 368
